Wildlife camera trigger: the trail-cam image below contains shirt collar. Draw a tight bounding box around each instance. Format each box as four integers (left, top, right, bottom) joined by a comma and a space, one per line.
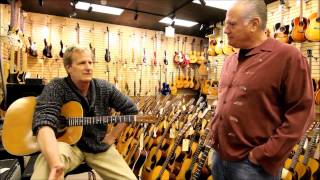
234, 38, 274, 57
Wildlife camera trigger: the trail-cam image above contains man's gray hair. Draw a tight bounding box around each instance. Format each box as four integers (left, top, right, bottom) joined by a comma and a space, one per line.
63, 45, 92, 68
235, 0, 267, 30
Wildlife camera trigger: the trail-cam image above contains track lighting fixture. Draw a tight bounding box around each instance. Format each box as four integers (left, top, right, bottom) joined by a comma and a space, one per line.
134, 10, 138, 20
39, 0, 43, 6
199, 0, 206, 6
88, 4, 93, 12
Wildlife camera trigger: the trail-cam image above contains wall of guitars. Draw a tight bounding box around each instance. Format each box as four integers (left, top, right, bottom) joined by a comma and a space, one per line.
0, 0, 319, 99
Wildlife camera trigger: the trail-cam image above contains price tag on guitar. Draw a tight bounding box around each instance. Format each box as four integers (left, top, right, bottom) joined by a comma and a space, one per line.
182, 139, 190, 152
139, 133, 144, 151
164, 120, 168, 129
153, 127, 158, 138
169, 128, 175, 138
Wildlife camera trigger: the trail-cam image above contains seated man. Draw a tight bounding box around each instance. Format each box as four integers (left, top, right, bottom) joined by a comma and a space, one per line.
31, 45, 138, 180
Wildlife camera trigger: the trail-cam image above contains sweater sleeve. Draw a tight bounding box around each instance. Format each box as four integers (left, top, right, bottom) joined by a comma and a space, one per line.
251, 50, 315, 176
107, 82, 138, 115
32, 79, 65, 135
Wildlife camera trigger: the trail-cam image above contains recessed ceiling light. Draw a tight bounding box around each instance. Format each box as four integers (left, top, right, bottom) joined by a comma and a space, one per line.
193, 0, 236, 10
159, 17, 198, 27
75, 1, 124, 15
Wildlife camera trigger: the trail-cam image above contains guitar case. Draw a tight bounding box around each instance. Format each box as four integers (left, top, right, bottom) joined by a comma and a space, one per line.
0, 159, 21, 180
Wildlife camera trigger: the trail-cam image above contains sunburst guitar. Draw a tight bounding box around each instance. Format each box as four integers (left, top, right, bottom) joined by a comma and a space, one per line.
2, 96, 157, 156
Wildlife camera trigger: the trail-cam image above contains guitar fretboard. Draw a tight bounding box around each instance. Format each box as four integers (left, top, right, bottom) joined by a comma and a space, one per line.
66, 115, 136, 126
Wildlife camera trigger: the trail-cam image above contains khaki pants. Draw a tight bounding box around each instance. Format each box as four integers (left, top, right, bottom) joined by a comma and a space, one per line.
31, 142, 136, 180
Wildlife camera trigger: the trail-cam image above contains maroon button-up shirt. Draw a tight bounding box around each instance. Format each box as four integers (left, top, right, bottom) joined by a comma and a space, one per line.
211, 38, 315, 176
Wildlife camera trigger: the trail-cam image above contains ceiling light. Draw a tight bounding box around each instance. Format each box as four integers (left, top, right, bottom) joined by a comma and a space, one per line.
199, 0, 206, 6
134, 11, 138, 20
159, 17, 198, 27
70, 0, 79, 6
193, 0, 236, 10
75, 1, 124, 15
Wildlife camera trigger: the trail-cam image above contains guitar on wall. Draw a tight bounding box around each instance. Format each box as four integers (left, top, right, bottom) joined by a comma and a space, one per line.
161, 68, 170, 95
305, 0, 320, 42
42, 38, 52, 58
274, 0, 290, 43
104, 26, 111, 63
1, 96, 157, 156
290, 0, 307, 42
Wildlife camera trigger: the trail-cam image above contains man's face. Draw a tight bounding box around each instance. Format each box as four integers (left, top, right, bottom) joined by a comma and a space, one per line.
224, 5, 253, 48
66, 50, 93, 84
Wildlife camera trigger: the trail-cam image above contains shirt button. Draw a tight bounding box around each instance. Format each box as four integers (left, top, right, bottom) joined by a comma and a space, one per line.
229, 116, 239, 123
259, 58, 263, 62
228, 84, 232, 88
228, 132, 236, 137
240, 86, 247, 92
233, 101, 243, 106
223, 100, 227, 104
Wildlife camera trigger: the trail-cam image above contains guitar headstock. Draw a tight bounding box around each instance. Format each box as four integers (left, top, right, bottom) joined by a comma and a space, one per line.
136, 115, 158, 123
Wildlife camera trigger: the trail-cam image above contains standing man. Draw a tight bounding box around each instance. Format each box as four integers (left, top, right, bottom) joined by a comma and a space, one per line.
31, 46, 138, 180
208, 0, 315, 179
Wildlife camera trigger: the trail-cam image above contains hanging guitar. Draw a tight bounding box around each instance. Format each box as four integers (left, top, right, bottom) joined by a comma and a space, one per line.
42, 38, 52, 58
161, 68, 170, 95
2, 96, 157, 156
305, 0, 320, 42
104, 26, 111, 62
274, 0, 290, 43
290, 0, 307, 42
58, 40, 64, 58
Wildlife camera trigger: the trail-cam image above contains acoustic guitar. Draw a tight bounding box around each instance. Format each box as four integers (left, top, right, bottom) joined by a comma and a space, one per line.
189, 39, 197, 63
290, 0, 307, 42
2, 96, 157, 156
298, 125, 320, 180
170, 72, 178, 95
283, 134, 308, 180
305, 0, 320, 42
274, 0, 290, 43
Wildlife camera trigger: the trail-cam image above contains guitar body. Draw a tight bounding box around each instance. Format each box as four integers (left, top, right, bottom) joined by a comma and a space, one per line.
274, 23, 290, 43
132, 149, 147, 178
222, 44, 234, 55
150, 166, 170, 180
7, 71, 19, 84
161, 83, 171, 95
170, 84, 177, 95
176, 158, 192, 180
214, 43, 223, 56
305, 13, 320, 42
2, 96, 83, 156
291, 17, 308, 42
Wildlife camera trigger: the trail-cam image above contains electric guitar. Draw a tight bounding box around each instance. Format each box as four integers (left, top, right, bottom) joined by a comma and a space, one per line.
59, 40, 65, 58
42, 38, 52, 58
105, 26, 111, 62
2, 96, 157, 156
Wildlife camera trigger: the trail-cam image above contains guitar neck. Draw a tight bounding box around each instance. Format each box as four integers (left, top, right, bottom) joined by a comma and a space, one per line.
158, 123, 192, 178
65, 115, 137, 126
302, 128, 320, 165
192, 145, 211, 180
289, 134, 307, 170
190, 128, 209, 169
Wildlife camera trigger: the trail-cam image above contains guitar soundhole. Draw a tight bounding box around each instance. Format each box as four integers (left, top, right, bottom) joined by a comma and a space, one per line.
316, 17, 320, 23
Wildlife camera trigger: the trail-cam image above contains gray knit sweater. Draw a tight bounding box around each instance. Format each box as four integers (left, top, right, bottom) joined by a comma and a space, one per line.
32, 76, 138, 153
